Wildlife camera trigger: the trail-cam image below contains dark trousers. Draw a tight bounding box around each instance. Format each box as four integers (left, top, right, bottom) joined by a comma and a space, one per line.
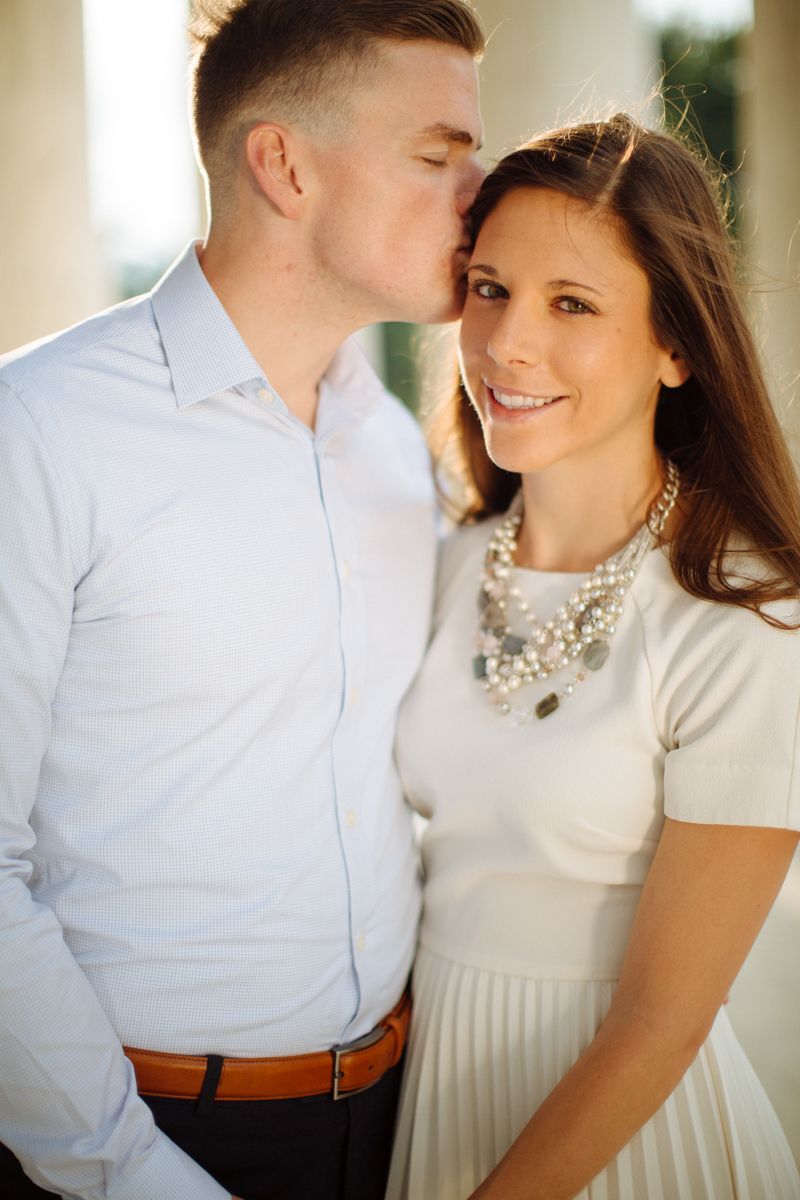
0, 1056, 403, 1200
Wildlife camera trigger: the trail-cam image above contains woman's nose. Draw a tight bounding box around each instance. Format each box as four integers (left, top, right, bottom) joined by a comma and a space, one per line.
487, 304, 542, 369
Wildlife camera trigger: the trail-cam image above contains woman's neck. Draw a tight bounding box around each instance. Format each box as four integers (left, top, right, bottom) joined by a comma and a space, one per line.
514, 446, 664, 574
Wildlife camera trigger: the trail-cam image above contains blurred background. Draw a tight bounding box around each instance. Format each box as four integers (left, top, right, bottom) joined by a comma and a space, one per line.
0, 0, 798, 1161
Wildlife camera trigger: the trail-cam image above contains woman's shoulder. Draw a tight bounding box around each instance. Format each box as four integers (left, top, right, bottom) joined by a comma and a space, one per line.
634, 548, 800, 705
634, 549, 800, 830
433, 518, 494, 626
437, 518, 494, 591
634, 546, 800, 652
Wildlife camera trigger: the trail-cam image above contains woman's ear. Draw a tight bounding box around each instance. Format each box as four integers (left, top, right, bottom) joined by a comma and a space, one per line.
660, 349, 692, 389
244, 123, 307, 220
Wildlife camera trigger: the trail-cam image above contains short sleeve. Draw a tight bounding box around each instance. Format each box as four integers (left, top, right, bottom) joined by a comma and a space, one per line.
648, 572, 800, 831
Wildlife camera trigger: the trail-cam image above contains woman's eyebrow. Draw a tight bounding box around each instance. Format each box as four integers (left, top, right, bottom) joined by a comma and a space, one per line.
466, 268, 605, 296
548, 277, 603, 295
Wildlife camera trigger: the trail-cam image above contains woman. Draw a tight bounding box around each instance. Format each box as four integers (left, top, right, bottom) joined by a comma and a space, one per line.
386, 114, 800, 1200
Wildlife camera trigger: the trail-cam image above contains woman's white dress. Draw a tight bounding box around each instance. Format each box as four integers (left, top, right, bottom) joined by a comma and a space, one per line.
387, 520, 800, 1200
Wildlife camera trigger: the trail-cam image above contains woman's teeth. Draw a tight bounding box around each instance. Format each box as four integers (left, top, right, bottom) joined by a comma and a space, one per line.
492, 390, 560, 410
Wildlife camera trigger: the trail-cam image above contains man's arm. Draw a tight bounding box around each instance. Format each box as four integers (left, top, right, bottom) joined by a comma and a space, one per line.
0, 384, 228, 1200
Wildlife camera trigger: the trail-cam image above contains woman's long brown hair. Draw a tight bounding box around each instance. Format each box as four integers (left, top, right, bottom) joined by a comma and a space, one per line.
437, 113, 800, 626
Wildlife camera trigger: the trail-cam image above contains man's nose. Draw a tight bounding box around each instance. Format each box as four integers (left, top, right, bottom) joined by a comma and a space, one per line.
455, 158, 487, 220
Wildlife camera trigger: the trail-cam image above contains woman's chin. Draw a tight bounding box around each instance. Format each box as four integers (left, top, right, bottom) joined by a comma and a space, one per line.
483, 428, 563, 477
486, 447, 555, 476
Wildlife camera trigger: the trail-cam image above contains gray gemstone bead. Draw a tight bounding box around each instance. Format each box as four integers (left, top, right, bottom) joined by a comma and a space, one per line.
583, 639, 610, 671
535, 692, 560, 719
503, 634, 527, 655
473, 654, 488, 679
482, 601, 505, 630
477, 589, 491, 612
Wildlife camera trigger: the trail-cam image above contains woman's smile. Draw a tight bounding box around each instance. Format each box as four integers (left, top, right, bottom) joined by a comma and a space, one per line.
485, 383, 567, 413
482, 386, 568, 420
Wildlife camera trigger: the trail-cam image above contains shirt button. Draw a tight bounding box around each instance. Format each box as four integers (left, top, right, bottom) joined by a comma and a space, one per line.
350, 687, 358, 705
357, 933, 366, 951
257, 387, 273, 404
347, 810, 356, 828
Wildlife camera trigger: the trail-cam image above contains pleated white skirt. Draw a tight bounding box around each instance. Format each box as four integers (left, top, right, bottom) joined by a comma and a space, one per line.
386, 947, 800, 1200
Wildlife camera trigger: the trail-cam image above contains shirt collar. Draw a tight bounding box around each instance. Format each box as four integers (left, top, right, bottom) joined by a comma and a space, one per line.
150, 241, 386, 429
316, 337, 385, 440
150, 241, 267, 409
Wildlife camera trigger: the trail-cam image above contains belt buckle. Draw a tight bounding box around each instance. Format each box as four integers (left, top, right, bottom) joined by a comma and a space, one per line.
331, 1025, 386, 1100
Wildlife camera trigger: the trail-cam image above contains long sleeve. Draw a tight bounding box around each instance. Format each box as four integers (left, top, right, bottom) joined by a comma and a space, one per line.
0, 383, 228, 1200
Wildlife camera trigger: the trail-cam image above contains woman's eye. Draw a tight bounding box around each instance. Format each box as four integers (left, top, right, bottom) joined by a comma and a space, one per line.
470, 281, 508, 300
556, 296, 594, 314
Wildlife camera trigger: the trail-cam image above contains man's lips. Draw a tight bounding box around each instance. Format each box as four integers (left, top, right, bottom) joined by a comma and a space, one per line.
487, 385, 566, 412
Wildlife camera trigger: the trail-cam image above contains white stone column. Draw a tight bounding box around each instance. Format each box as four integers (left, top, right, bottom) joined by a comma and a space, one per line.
471, 0, 659, 164
0, 0, 108, 354
741, 0, 800, 431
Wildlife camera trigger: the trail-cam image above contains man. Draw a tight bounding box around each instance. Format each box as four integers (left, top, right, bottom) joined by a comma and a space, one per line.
0, 2, 484, 1197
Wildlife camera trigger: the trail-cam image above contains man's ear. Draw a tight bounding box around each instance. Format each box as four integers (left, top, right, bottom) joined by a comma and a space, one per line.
244, 123, 308, 220
660, 349, 692, 389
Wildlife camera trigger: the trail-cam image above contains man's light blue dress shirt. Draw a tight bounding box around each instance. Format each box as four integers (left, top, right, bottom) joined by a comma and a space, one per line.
0, 243, 437, 1199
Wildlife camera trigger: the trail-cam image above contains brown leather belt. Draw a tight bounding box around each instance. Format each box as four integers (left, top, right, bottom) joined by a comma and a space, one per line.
123, 988, 410, 1103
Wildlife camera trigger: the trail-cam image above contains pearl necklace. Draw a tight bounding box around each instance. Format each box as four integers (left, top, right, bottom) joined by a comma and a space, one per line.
474, 461, 679, 724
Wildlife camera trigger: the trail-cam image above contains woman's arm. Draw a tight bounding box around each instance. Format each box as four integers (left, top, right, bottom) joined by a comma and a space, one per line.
470, 817, 799, 1200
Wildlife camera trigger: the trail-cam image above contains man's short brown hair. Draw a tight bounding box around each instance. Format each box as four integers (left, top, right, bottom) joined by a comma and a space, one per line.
189, 0, 484, 199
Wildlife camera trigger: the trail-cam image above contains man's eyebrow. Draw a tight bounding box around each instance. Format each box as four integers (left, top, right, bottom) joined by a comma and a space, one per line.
413, 122, 482, 149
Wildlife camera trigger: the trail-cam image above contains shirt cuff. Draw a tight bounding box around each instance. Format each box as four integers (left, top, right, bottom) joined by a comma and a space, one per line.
61, 1128, 231, 1200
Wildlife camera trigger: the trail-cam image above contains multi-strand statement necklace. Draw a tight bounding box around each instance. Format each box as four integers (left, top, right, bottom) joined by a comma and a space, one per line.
473, 461, 679, 724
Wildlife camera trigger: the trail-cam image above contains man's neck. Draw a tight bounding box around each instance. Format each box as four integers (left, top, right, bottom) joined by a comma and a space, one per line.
198, 229, 367, 429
